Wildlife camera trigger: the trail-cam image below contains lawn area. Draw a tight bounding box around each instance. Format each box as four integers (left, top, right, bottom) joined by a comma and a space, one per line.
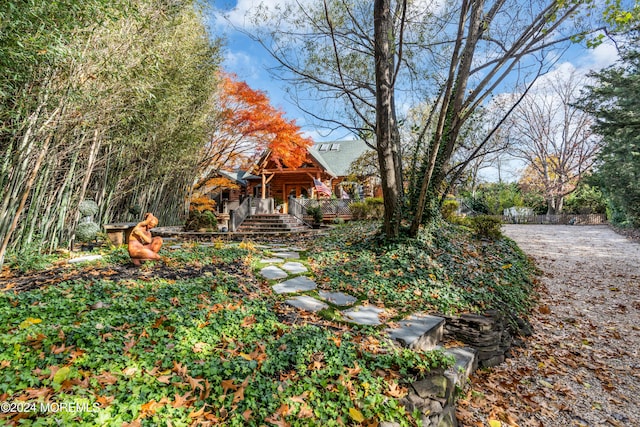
0, 222, 536, 426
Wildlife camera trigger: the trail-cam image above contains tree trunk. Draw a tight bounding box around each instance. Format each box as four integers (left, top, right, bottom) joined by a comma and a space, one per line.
374, 0, 402, 239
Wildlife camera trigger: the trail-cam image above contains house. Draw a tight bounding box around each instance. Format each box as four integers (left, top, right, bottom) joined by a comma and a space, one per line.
247, 140, 376, 213
196, 169, 259, 214
202, 140, 378, 230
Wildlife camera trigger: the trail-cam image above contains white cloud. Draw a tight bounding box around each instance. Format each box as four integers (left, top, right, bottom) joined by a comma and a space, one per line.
222, 50, 261, 79
580, 42, 619, 72
529, 41, 619, 93
212, 0, 314, 30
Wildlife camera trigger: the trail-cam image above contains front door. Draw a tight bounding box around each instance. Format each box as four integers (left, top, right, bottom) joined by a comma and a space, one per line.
284, 184, 302, 214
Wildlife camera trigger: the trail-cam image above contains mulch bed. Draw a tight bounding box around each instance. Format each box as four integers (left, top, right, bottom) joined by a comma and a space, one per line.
1, 261, 248, 294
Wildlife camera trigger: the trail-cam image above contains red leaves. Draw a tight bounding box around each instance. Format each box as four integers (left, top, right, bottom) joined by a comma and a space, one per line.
199, 73, 312, 178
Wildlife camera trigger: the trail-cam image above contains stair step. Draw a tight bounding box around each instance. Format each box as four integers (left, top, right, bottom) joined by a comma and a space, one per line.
236, 214, 309, 233
386, 314, 445, 351
240, 224, 295, 229
443, 346, 478, 388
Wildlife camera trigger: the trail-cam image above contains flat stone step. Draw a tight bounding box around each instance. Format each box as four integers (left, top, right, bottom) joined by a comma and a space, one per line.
442, 346, 478, 389
281, 262, 308, 274
242, 219, 301, 226
259, 257, 285, 264
272, 276, 317, 294
272, 251, 300, 259
341, 305, 386, 326
318, 291, 357, 307
259, 265, 288, 280
386, 314, 445, 351
285, 295, 328, 313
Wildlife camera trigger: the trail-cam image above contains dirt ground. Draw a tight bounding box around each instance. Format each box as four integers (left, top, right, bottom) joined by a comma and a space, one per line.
457, 224, 640, 427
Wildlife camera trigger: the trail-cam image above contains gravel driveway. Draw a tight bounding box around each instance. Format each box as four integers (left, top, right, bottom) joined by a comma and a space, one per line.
457, 224, 640, 427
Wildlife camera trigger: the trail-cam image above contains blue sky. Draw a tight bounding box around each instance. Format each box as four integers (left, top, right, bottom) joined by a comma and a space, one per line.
205, 0, 329, 139
204, 0, 621, 179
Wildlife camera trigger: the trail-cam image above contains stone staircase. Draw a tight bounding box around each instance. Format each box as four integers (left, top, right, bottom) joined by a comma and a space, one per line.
384, 314, 477, 427
237, 214, 309, 234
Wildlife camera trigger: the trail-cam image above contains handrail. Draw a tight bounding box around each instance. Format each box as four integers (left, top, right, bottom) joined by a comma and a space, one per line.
288, 197, 313, 227
229, 196, 252, 232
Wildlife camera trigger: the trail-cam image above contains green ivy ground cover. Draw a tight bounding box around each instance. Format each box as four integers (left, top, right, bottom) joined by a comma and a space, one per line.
309, 222, 538, 321
0, 244, 453, 426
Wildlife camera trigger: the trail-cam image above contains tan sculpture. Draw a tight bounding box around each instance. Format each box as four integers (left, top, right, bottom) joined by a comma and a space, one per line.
128, 212, 163, 266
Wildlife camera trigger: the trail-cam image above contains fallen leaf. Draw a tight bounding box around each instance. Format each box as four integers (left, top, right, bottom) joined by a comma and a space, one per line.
53, 366, 70, 384
96, 395, 114, 406
188, 405, 205, 418
122, 367, 138, 376
241, 315, 256, 328
19, 317, 42, 329
349, 407, 365, 423
187, 375, 204, 392
538, 305, 551, 314
156, 375, 172, 384
192, 342, 207, 353
221, 379, 238, 394
95, 372, 118, 386
172, 392, 192, 409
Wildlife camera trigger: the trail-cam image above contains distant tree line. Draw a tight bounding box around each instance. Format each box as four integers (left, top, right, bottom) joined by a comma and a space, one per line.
577, 34, 640, 227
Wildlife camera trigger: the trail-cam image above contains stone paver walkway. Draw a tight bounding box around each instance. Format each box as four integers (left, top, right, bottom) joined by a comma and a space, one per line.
257, 244, 389, 324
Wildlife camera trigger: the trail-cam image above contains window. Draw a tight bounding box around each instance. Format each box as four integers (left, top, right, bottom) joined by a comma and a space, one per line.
319, 143, 331, 151
330, 143, 340, 151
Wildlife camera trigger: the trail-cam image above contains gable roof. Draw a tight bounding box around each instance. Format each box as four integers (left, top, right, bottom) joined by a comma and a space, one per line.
312, 140, 373, 177
251, 140, 373, 178
218, 169, 260, 185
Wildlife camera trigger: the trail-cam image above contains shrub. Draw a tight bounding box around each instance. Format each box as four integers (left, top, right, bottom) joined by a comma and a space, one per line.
441, 197, 459, 221
350, 197, 384, 220
468, 215, 502, 240
307, 206, 323, 223
184, 210, 218, 231
75, 222, 101, 242
78, 200, 99, 217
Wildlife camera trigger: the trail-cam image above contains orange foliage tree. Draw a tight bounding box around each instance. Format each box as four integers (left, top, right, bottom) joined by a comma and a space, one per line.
192, 74, 312, 208
217, 74, 312, 169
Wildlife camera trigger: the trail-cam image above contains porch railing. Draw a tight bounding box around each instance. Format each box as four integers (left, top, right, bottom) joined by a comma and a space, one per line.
292, 198, 353, 219
288, 197, 313, 227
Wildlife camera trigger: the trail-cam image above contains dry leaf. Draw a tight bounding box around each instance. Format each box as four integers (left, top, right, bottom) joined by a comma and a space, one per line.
349, 407, 365, 423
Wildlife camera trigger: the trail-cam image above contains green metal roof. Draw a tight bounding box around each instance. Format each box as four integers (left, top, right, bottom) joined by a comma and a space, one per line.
311, 140, 373, 177
218, 169, 260, 185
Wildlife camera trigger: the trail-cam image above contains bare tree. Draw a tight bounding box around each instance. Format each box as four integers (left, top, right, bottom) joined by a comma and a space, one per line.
507, 69, 602, 214
243, 0, 613, 237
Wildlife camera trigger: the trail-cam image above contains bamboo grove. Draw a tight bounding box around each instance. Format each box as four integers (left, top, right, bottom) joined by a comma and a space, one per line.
0, 0, 222, 265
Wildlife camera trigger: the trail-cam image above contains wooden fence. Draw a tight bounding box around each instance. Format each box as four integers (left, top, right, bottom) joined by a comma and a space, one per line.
500, 213, 607, 225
